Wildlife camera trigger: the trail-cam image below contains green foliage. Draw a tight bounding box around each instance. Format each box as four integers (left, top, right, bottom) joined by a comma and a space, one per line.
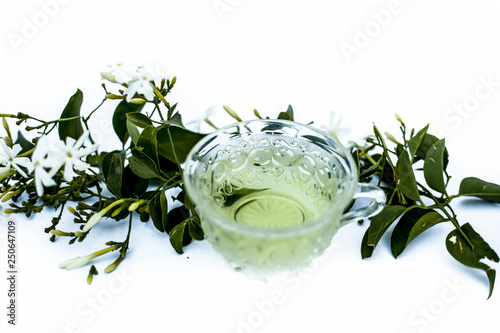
391, 209, 445, 258
446, 223, 499, 299
3, 69, 499, 296
58, 89, 84, 140
459, 177, 500, 203
277, 104, 294, 121
149, 191, 169, 233
423, 139, 447, 194
112, 101, 144, 145
394, 150, 420, 202
361, 205, 407, 258
354, 119, 500, 298
156, 126, 206, 164
128, 150, 160, 179
0, 76, 207, 283
15, 131, 35, 153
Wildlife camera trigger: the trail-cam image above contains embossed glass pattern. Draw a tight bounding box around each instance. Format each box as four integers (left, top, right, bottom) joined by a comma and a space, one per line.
184, 120, 384, 278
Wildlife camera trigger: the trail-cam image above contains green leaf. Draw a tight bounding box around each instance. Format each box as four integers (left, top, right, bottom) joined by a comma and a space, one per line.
360, 154, 383, 178
100, 151, 124, 198
106, 152, 123, 198
158, 155, 179, 179
363, 205, 408, 258
170, 219, 190, 254
423, 139, 447, 194
157, 126, 206, 164
59, 89, 84, 141
128, 150, 160, 179
160, 191, 169, 232
126, 119, 140, 146
391, 209, 446, 258
459, 177, 500, 203
137, 125, 159, 163
360, 230, 374, 259
446, 223, 499, 299
188, 219, 204, 241
149, 192, 168, 233
149, 196, 163, 232
277, 105, 294, 121
140, 211, 150, 222
120, 166, 150, 198
168, 206, 191, 233
395, 150, 420, 201
408, 124, 429, 163
15, 131, 35, 154
112, 101, 145, 145
126, 112, 152, 128
162, 112, 184, 128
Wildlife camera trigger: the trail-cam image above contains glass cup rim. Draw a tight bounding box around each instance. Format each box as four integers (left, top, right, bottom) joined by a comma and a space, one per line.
183, 119, 359, 237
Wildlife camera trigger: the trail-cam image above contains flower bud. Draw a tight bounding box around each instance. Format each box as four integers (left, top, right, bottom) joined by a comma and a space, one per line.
3, 208, 14, 214
104, 262, 118, 274
223, 105, 242, 122
68, 206, 78, 215
50, 230, 68, 237
82, 211, 105, 233
100, 71, 117, 83
1, 191, 16, 202
128, 199, 145, 212
2, 118, 12, 140
395, 113, 403, 123
111, 206, 124, 217
129, 98, 147, 104
3, 136, 13, 147
60, 256, 92, 270
105, 93, 124, 100
253, 109, 263, 119
384, 132, 398, 144
82, 199, 125, 232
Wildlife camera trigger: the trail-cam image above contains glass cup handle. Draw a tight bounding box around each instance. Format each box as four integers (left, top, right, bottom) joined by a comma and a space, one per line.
339, 183, 386, 227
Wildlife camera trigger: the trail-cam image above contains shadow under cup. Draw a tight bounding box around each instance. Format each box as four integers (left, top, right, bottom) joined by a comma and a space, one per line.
183, 120, 381, 278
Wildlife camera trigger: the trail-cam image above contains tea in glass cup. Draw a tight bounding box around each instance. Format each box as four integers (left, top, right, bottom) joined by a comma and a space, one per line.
183, 120, 385, 278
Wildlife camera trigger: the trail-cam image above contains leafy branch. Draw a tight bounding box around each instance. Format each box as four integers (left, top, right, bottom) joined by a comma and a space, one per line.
354, 117, 500, 298
1, 63, 499, 299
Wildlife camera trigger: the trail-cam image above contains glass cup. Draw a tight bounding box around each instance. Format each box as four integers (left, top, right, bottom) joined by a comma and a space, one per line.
183, 119, 385, 279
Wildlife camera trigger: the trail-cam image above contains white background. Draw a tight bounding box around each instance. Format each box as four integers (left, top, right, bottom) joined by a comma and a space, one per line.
1, 0, 500, 332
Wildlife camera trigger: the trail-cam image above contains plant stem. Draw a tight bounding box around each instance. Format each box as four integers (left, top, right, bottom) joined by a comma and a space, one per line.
417, 181, 474, 250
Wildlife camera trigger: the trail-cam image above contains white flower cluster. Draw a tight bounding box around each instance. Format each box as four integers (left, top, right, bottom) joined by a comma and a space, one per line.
100, 63, 170, 103
0, 131, 98, 196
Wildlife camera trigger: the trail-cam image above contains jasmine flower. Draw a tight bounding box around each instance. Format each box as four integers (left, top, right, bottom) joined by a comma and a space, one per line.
0, 139, 31, 178
320, 111, 350, 142
123, 66, 170, 102
29, 135, 63, 196
54, 131, 98, 182
100, 62, 137, 84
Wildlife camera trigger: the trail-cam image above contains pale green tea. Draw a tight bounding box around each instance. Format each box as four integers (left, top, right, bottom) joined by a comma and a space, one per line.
184, 120, 366, 276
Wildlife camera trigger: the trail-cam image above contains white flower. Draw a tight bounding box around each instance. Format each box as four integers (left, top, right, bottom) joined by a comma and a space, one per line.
54, 131, 98, 182
0, 139, 31, 178
28, 136, 64, 196
320, 111, 351, 142
186, 105, 218, 132
123, 66, 170, 103
101, 63, 170, 103
100, 62, 138, 84
59, 255, 92, 270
